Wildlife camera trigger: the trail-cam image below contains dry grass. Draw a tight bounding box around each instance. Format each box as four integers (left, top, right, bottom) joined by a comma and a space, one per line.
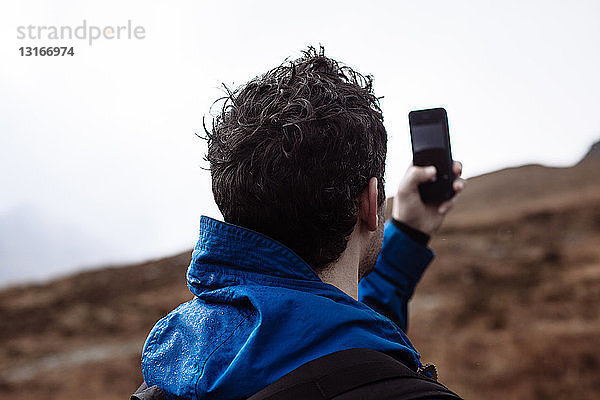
1, 149, 599, 399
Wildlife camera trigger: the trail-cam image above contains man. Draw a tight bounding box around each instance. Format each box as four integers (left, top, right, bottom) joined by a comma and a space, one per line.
139, 46, 464, 399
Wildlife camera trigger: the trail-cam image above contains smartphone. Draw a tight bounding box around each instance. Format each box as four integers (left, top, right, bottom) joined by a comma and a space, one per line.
409, 107, 455, 204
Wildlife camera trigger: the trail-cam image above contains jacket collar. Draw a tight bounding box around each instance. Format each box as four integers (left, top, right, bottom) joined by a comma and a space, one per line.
188, 215, 322, 283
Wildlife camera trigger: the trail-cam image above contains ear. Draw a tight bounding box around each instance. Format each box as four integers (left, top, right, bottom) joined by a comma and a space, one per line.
359, 177, 379, 231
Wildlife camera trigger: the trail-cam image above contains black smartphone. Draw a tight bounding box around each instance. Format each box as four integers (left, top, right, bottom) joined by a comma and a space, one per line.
409, 107, 455, 204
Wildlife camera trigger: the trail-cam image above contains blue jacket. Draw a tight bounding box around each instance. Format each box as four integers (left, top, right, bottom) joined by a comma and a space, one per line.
141, 215, 434, 400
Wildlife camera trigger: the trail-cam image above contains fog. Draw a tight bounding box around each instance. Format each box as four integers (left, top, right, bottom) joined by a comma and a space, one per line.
1, 0, 599, 285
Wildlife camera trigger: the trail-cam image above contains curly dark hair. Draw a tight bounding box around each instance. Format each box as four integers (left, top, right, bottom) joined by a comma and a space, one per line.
201, 46, 387, 273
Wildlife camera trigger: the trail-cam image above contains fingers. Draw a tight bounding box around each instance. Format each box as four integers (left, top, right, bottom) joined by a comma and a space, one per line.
453, 178, 466, 193
403, 162, 465, 202
452, 160, 463, 177
438, 196, 457, 214
408, 161, 462, 181
452, 161, 465, 195
438, 177, 465, 214
405, 165, 437, 187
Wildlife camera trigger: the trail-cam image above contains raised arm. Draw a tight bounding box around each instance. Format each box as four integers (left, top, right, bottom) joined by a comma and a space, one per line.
358, 220, 433, 332
359, 162, 464, 333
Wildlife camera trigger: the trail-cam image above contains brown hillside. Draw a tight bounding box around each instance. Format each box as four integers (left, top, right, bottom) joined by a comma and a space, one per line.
1, 140, 599, 399
408, 141, 600, 399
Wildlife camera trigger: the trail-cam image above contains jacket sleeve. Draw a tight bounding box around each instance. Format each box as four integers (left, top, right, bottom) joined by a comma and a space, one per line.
358, 219, 434, 333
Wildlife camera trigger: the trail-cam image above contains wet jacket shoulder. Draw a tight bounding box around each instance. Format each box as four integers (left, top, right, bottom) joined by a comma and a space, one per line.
141, 216, 434, 400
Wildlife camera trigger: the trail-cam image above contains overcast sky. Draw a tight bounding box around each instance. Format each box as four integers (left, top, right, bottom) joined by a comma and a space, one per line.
1, 0, 599, 285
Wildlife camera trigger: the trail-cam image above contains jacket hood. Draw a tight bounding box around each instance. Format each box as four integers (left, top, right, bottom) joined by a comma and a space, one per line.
142, 216, 422, 400
186, 215, 321, 290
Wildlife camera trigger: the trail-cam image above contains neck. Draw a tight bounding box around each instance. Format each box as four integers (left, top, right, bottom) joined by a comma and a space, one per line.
316, 229, 361, 300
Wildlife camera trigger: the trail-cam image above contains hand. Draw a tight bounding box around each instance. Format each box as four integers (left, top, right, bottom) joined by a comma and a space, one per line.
391, 161, 465, 236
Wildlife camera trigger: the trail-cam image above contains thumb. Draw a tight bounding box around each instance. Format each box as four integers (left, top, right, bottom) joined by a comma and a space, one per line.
406, 165, 437, 187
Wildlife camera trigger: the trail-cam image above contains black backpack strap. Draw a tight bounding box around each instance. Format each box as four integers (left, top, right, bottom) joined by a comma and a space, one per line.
247, 348, 462, 400
130, 382, 167, 400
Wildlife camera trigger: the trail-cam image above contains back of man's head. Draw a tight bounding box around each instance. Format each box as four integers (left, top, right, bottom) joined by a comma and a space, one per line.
203, 46, 387, 273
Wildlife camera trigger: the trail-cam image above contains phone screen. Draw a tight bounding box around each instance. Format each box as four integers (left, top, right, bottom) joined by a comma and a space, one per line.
411, 122, 447, 152
410, 109, 452, 177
